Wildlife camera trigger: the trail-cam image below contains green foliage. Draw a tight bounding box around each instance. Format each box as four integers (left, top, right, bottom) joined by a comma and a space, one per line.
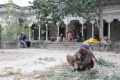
31, 0, 120, 23
42, 63, 120, 80
30, 0, 120, 38
0, 1, 31, 42
43, 66, 99, 80
31, 0, 62, 28
45, 70, 54, 78
100, 75, 112, 80
62, 0, 98, 18
97, 57, 115, 67
12, 61, 120, 80
79, 69, 99, 80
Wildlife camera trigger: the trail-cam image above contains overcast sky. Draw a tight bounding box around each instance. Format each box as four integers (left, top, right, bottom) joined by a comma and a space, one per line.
1, 0, 34, 6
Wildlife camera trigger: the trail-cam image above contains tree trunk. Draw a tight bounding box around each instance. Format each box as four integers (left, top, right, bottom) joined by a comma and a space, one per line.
99, 0, 103, 39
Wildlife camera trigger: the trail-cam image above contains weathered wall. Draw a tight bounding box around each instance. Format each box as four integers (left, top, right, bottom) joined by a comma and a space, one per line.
110, 20, 120, 40
49, 24, 58, 40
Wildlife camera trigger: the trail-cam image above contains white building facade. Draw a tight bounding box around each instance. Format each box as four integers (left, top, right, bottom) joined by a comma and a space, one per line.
0, 3, 120, 42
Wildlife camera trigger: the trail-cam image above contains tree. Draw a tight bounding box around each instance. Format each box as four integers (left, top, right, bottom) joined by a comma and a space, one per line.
0, 0, 31, 42
30, 0, 63, 30
62, 0, 120, 38
31, 0, 120, 39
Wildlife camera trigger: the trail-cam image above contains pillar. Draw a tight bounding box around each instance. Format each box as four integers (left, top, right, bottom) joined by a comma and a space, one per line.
107, 14, 112, 39
57, 25, 59, 36
28, 26, 31, 41
90, 20, 95, 38
108, 22, 111, 39
66, 25, 68, 40
28, 22, 33, 41
80, 17, 86, 41
45, 24, 48, 41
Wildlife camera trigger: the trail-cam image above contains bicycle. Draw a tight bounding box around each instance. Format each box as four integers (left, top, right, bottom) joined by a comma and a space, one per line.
99, 39, 120, 54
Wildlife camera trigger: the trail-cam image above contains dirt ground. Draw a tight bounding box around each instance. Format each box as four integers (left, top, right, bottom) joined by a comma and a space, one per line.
0, 48, 120, 80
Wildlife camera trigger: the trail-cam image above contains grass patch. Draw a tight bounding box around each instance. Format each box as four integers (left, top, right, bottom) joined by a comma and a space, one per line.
8, 70, 14, 75
100, 73, 120, 80
97, 57, 115, 67
39, 57, 55, 62
13, 62, 120, 80
43, 62, 99, 80
111, 73, 120, 80
33, 42, 44, 48
42, 62, 118, 80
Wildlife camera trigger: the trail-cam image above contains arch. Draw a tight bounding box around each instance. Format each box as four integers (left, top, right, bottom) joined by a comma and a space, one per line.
66, 20, 83, 41
84, 21, 92, 40
62, 16, 86, 25
31, 23, 39, 40
110, 19, 120, 40
103, 19, 108, 37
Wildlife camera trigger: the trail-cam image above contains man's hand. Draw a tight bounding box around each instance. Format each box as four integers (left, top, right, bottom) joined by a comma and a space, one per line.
92, 58, 97, 69
74, 62, 78, 70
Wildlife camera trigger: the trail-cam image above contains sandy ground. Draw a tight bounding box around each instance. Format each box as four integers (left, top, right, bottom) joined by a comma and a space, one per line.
0, 48, 120, 80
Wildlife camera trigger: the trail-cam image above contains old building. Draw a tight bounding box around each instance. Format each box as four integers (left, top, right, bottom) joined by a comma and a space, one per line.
0, 3, 120, 42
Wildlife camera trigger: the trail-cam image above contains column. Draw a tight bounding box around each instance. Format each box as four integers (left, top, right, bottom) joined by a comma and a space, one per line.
80, 18, 85, 40
38, 25, 41, 40
108, 22, 111, 39
66, 25, 68, 40
45, 24, 48, 41
28, 22, 33, 41
107, 14, 112, 39
28, 26, 31, 41
57, 26, 59, 36
90, 20, 95, 38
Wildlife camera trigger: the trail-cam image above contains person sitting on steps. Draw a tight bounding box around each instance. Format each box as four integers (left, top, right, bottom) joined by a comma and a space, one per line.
51, 34, 55, 42
19, 33, 27, 48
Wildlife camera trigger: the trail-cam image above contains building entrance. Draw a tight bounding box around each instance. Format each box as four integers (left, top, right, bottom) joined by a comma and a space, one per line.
59, 27, 65, 37
104, 22, 108, 37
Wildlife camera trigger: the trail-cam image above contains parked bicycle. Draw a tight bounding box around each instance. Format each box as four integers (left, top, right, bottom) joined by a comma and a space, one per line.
99, 38, 120, 54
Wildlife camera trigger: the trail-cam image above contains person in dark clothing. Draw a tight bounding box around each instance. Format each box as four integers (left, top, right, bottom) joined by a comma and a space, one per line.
60, 33, 64, 41
77, 36, 81, 42
66, 41, 97, 71
19, 33, 27, 48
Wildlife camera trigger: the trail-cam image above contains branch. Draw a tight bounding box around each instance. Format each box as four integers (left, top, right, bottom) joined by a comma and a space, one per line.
62, 0, 90, 20
95, 18, 100, 29
48, 0, 100, 27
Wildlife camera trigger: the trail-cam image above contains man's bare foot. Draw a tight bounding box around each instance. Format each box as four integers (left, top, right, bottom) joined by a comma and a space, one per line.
84, 67, 89, 72
69, 67, 78, 72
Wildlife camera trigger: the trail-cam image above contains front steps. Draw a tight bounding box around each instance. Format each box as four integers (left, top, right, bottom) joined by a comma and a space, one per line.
43, 42, 82, 50
42, 42, 99, 51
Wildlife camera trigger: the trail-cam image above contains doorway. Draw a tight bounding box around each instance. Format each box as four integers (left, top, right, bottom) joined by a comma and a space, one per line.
104, 22, 108, 36
59, 27, 65, 37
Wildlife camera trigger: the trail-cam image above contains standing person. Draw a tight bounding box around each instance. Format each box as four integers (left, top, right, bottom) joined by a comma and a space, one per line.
67, 27, 73, 41
60, 33, 63, 41
19, 33, 27, 48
